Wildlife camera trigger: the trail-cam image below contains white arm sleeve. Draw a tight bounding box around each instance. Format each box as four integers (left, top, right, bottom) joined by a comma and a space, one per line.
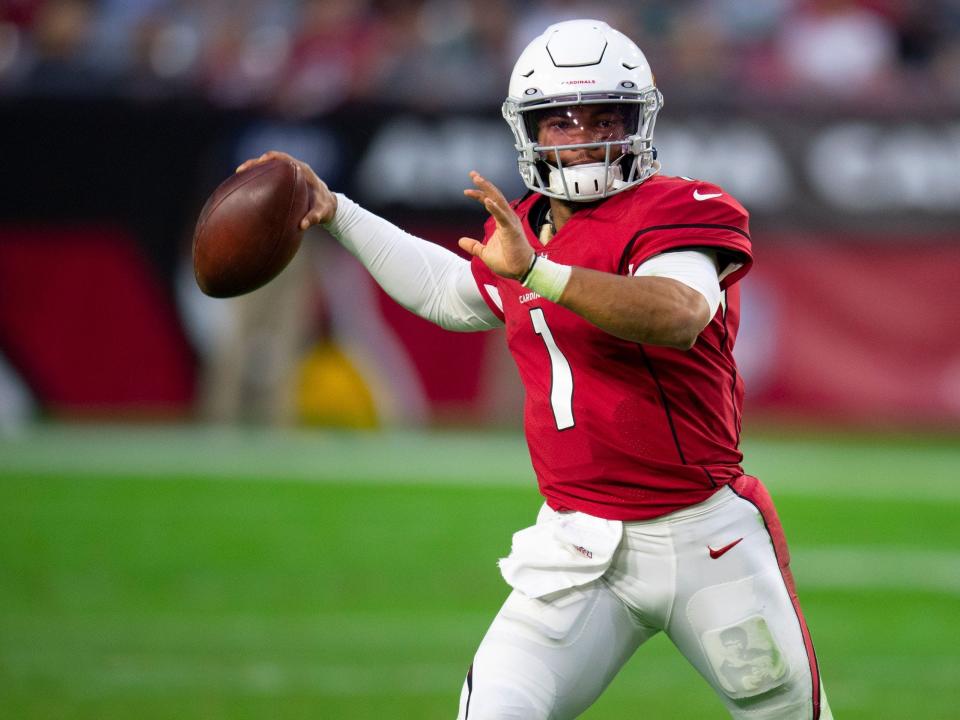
323, 194, 502, 331
633, 249, 723, 318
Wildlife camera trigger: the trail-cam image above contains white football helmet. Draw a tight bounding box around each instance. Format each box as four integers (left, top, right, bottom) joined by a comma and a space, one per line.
503, 19, 663, 202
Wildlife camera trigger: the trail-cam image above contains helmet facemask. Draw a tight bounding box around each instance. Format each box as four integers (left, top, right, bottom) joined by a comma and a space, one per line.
503, 87, 663, 202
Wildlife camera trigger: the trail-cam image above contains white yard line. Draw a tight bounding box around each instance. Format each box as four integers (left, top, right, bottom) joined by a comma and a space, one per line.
0, 425, 535, 485
1, 425, 959, 501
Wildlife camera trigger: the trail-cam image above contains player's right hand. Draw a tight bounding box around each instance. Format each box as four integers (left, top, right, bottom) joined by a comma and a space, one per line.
460, 171, 535, 280
236, 150, 338, 229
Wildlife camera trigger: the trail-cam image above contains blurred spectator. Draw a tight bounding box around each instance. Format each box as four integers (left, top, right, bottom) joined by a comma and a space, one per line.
775, 0, 898, 99
86, 0, 165, 75
659, 4, 737, 104
0, 0, 45, 27
20, 0, 99, 94
885, 0, 960, 101
1, 0, 959, 108
375, 0, 512, 109
273, 0, 384, 115
197, 241, 316, 426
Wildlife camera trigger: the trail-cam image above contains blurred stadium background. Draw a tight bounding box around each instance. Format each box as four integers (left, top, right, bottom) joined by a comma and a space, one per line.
1, 0, 959, 718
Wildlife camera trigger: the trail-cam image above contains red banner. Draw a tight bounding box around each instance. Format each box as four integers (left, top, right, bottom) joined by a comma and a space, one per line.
0, 226, 195, 414
735, 237, 960, 424
3, 222, 959, 428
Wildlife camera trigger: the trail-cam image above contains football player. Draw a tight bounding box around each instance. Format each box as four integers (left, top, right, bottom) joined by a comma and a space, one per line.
238, 19, 833, 720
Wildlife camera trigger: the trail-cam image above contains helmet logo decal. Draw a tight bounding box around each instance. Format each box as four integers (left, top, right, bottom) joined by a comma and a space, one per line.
561, 80, 597, 85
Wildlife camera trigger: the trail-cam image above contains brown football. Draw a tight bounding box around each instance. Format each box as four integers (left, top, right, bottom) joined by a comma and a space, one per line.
193, 158, 310, 298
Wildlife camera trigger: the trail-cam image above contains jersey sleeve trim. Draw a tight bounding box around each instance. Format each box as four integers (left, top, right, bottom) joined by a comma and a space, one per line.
617, 223, 752, 289
470, 258, 506, 322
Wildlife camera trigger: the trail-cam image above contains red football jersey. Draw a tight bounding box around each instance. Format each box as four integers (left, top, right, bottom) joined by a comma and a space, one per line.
471, 175, 754, 521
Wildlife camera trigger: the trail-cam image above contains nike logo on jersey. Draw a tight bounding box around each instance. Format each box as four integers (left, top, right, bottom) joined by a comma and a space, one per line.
693, 190, 723, 201
707, 537, 743, 559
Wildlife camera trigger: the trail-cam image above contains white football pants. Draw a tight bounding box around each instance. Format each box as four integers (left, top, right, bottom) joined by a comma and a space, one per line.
457, 476, 832, 719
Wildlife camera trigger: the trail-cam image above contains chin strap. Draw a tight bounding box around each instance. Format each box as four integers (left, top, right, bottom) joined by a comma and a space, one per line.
546, 162, 625, 201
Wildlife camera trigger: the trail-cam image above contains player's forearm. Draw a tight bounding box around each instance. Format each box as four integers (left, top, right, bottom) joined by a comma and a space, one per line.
557, 267, 711, 349
324, 195, 501, 331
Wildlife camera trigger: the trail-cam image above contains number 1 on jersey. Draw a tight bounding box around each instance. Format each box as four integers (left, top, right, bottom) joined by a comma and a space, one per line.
530, 308, 575, 430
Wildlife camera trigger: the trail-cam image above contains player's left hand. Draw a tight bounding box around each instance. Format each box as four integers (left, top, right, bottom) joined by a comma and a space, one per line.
459, 171, 535, 280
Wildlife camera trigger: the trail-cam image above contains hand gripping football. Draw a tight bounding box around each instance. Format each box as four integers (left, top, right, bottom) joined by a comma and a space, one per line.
193, 157, 310, 298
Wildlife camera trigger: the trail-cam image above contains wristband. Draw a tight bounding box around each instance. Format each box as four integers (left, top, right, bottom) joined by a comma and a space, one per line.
521, 256, 572, 302
519, 253, 538, 284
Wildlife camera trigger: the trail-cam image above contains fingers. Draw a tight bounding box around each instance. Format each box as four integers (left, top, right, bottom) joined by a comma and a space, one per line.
463, 189, 504, 221
464, 172, 517, 226
300, 181, 338, 229
235, 150, 293, 174
300, 200, 334, 229
469, 170, 503, 195
300, 204, 332, 230
300, 211, 317, 231
458, 237, 483, 257
467, 171, 509, 207
483, 197, 515, 227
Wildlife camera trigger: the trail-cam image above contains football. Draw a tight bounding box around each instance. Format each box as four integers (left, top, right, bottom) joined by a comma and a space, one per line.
192, 157, 310, 298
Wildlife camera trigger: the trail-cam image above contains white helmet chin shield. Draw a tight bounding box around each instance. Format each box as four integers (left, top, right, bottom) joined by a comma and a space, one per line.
503, 19, 663, 202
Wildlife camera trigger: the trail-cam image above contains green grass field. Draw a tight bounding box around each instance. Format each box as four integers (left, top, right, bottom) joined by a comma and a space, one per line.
1, 425, 958, 719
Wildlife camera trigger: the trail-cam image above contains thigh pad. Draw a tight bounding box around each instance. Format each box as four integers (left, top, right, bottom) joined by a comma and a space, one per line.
686, 573, 792, 699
